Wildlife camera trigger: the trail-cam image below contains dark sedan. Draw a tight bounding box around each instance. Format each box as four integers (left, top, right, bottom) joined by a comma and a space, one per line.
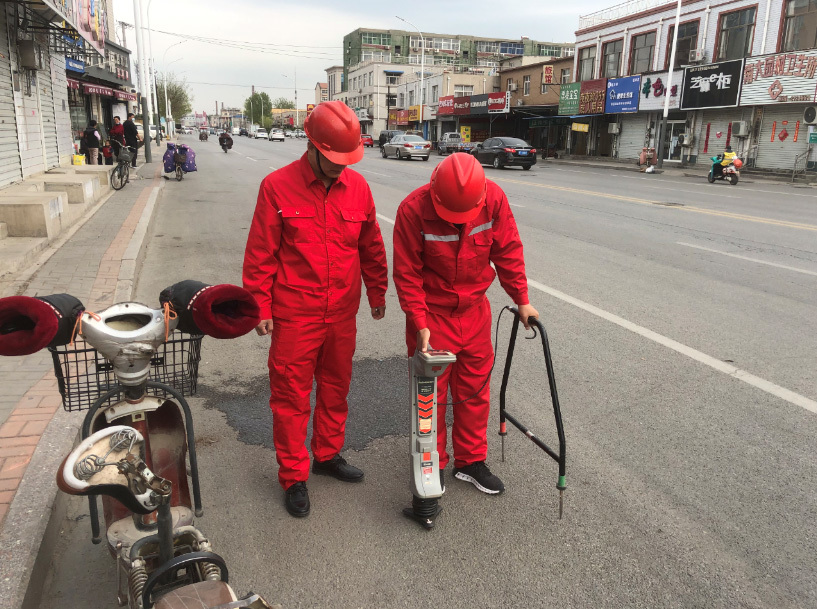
472, 137, 537, 170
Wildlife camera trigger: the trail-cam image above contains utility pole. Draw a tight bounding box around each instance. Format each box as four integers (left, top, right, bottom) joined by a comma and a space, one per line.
133, 0, 151, 162
656, 0, 682, 168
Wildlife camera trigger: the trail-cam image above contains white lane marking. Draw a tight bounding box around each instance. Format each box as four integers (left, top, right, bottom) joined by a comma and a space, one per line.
358, 168, 391, 177
509, 203, 526, 208
269, 166, 276, 170
246, 157, 258, 162
526, 278, 817, 415
678, 242, 817, 277
376, 211, 816, 414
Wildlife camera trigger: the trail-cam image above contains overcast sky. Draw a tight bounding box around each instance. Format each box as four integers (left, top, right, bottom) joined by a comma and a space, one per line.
111, 0, 613, 114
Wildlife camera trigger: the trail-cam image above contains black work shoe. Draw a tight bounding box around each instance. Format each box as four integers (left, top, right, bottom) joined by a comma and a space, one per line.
284, 481, 310, 517
440, 469, 445, 494
312, 455, 364, 482
454, 461, 505, 495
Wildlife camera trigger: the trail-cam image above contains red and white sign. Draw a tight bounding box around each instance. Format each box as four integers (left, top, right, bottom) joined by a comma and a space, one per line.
579, 78, 607, 114
437, 96, 454, 115
83, 83, 114, 96
453, 96, 470, 115
67, 78, 81, 90
740, 50, 817, 105
306, 103, 315, 116
115, 91, 137, 102
638, 70, 682, 111
488, 91, 510, 113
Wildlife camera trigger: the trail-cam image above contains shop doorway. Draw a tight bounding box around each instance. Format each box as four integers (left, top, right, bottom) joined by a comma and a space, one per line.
661, 120, 685, 162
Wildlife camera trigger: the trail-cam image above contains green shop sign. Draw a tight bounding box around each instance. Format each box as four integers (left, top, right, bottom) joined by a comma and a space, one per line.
559, 83, 581, 115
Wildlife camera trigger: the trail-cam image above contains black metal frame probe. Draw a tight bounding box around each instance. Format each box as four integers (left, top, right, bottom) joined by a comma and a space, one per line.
498, 308, 567, 518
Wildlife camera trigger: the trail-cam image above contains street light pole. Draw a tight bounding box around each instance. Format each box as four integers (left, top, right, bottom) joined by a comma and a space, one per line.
397, 16, 424, 138
132, 0, 151, 162
656, 0, 682, 169
162, 41, 186, 137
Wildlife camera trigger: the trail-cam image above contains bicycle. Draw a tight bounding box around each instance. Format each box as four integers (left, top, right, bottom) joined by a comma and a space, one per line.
0, 282, 266, 608
173, 148, 187, 181
111, 144, 132, 191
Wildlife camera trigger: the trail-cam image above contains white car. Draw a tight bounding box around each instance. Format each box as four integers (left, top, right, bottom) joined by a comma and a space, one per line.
255, 128, 268, 139
268, 129, 285, 142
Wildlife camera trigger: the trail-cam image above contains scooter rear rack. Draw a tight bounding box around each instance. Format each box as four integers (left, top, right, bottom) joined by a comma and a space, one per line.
498, 308, 567, 518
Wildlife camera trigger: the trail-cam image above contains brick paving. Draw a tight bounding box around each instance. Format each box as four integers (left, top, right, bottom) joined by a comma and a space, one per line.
0, 165, 163, 528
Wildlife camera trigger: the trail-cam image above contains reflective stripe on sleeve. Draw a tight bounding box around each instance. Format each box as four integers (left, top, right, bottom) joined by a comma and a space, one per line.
468, 220, 494, 236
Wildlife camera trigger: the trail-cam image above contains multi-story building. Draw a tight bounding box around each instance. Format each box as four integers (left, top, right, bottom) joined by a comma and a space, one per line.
571, 0, 816, 171
314, 82, 328, 104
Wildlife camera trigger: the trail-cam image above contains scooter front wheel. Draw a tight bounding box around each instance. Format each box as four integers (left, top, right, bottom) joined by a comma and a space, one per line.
707, 171, 715, 183
729, 175, 739, 185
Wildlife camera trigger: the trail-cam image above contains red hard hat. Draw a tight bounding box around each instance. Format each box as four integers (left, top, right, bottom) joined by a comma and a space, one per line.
429, 153, 487, 223
732, 158, 743, 169
304, 101, 364, 165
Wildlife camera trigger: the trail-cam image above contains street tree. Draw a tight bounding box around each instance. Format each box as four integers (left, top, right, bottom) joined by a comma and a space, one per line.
272, 97, 295, 109
156, 73, 193, 122
244, 92, 273, 130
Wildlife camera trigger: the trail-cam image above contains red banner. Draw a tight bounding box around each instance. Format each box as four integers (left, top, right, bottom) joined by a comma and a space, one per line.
306, 103, 315, 116
115, 91, 137, 101
453, 96, 470, 115
437, 96, 454, 115
67, 78, 80, 90
396, 110, 409, 125
83, 83, 114, 97
487, 92, 509, 113
579, 78, 607, 114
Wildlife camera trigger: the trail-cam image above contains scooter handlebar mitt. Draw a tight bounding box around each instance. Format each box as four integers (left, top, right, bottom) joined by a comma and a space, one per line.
0, 294, 84, 356
159, 280, 260, 339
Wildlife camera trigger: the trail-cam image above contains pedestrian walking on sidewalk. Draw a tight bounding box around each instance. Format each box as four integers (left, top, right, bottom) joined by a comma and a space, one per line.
84, 120, 101, 165
243, 100, 389, 518
393, 153, 538, 496
123, 113, 141, 168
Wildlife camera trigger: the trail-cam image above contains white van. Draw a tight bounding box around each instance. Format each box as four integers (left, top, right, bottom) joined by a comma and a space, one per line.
231, 127, 240, 136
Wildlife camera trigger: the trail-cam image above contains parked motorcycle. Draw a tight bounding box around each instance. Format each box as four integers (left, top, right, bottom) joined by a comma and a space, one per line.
0, 282, 268, 609
708, 155, 742, 185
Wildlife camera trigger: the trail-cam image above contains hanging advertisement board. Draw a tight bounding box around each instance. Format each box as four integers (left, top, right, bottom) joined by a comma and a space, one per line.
681, 60, 743, 109
605, 76, 641, 113
740, 50, 817, 105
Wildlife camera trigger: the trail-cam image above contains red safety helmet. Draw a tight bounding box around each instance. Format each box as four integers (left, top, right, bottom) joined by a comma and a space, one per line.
732, 158, 743, 169
304, 101, 364, 165
429, 153, 487, 223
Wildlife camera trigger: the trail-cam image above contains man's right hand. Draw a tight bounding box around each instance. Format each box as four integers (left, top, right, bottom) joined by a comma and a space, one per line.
417, 328, 431, 353
256, 319, 274, 336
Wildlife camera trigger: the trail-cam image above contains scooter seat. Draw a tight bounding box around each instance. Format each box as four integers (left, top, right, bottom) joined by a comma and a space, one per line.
155, 580, 237, 609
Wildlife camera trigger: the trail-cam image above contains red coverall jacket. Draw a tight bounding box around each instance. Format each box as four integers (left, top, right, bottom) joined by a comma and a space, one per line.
393, 179, 529, 331
243, 153, 388, 321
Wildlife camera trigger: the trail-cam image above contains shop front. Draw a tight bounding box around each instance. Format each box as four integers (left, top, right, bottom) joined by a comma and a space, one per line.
739, 50, 817, 171
434, 92, 511, 144
605, 76, 641, 160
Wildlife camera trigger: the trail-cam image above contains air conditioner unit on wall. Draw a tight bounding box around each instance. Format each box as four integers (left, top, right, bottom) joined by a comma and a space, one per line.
688, 48, 705, 63
678, 133, 693, 147
731, 121, 750, 137
508, 83, 517, 91
804, 106, 817, 125
17, 39, 39, 70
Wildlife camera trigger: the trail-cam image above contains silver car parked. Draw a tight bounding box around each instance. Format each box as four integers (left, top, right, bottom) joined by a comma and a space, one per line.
381, 134, 431, 161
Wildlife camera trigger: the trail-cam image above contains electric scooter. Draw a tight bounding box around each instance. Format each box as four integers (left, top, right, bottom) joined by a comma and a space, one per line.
707, 155, 742, 185
0, 281, 266, 608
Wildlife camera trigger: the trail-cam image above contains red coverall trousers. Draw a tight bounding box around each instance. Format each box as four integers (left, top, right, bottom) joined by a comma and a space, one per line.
406, 297, 493, 470
268, 316, 356, 489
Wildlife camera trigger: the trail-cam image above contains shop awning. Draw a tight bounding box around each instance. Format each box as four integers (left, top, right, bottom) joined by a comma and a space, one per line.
67, 78, 81, 90
115, 91, 137, 102
83, 84, 114, 97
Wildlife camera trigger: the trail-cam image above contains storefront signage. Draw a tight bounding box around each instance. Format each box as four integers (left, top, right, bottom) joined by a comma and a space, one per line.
606, 76, 640, 113
453, 96, 471, 115
45, 1, 104, 54
460, 126, 471, 142
65, 57, 85, 73
469, 94, 489, 116
408, 105, 421, 121
543, 65, 554, 84
638, 70, 682, 111
67, 78, 81, 90
558, 82, 581, 115
571, 122, 589, 132
487, 91, 510, 113
810, 130, 817, 144
115, 91, 137, 102
579, 78, 607, 114
437, 96, 454, 116
83, 83, 114, 96
396, 110, 409, 125
740, 50, 817, 105
681, 60, 743, 110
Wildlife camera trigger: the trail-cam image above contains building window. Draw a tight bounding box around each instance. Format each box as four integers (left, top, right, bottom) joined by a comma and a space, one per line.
361, 51, 391, 62
398, 93, 405, 107
629, 31, 656, 74
385, 74, 399, 85
431, 85, 439, 102
578, 46, 596, 81
454, 84, 473, 97
362, 32, 391, 46
500, 42, 524, 55
409, 90, 415, 106
716, 7, 756, 60
477, 59, 498, 68
560, 68, 571, 83
538, 44, 562, 57
666, 21, 699, 68
476, 41, 500, 53
507, 77, 514, 91
386, 93, 396, 108
602, 39, 623, 77
782, 0, 817, 51
523, 75, 531, 95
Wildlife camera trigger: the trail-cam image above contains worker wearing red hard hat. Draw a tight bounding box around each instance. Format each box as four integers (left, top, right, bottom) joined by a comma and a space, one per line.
243, 100, 388, 517
393, 152, 538, 495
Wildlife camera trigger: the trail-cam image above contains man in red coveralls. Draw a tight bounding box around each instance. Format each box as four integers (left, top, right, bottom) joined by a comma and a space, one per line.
393, 153, 538, 495
243, 101, 388, 517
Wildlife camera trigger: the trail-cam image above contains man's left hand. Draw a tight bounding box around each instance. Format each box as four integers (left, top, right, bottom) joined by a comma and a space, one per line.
517, 303, 539, 329
371, 305, 386, 320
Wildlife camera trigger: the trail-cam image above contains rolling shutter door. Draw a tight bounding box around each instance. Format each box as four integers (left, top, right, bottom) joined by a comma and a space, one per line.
39, 53, 59, 169
755, 105, 812, 171
617, 114, 649, 161
50, 56, 72, 164
0, 6, 22, 186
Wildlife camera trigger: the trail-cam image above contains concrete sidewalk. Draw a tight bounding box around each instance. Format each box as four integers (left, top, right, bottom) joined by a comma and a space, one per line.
0, 162, 165, 609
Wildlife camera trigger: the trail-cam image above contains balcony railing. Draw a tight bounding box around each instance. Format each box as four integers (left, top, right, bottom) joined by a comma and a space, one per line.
578, 0, 668, 30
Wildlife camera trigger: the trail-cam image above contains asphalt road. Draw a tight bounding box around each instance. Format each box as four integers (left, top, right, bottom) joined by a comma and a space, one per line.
39, 135, 817, 609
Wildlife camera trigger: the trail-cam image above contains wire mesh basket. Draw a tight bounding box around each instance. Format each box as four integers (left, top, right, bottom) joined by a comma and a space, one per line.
49, 332, 203, 412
